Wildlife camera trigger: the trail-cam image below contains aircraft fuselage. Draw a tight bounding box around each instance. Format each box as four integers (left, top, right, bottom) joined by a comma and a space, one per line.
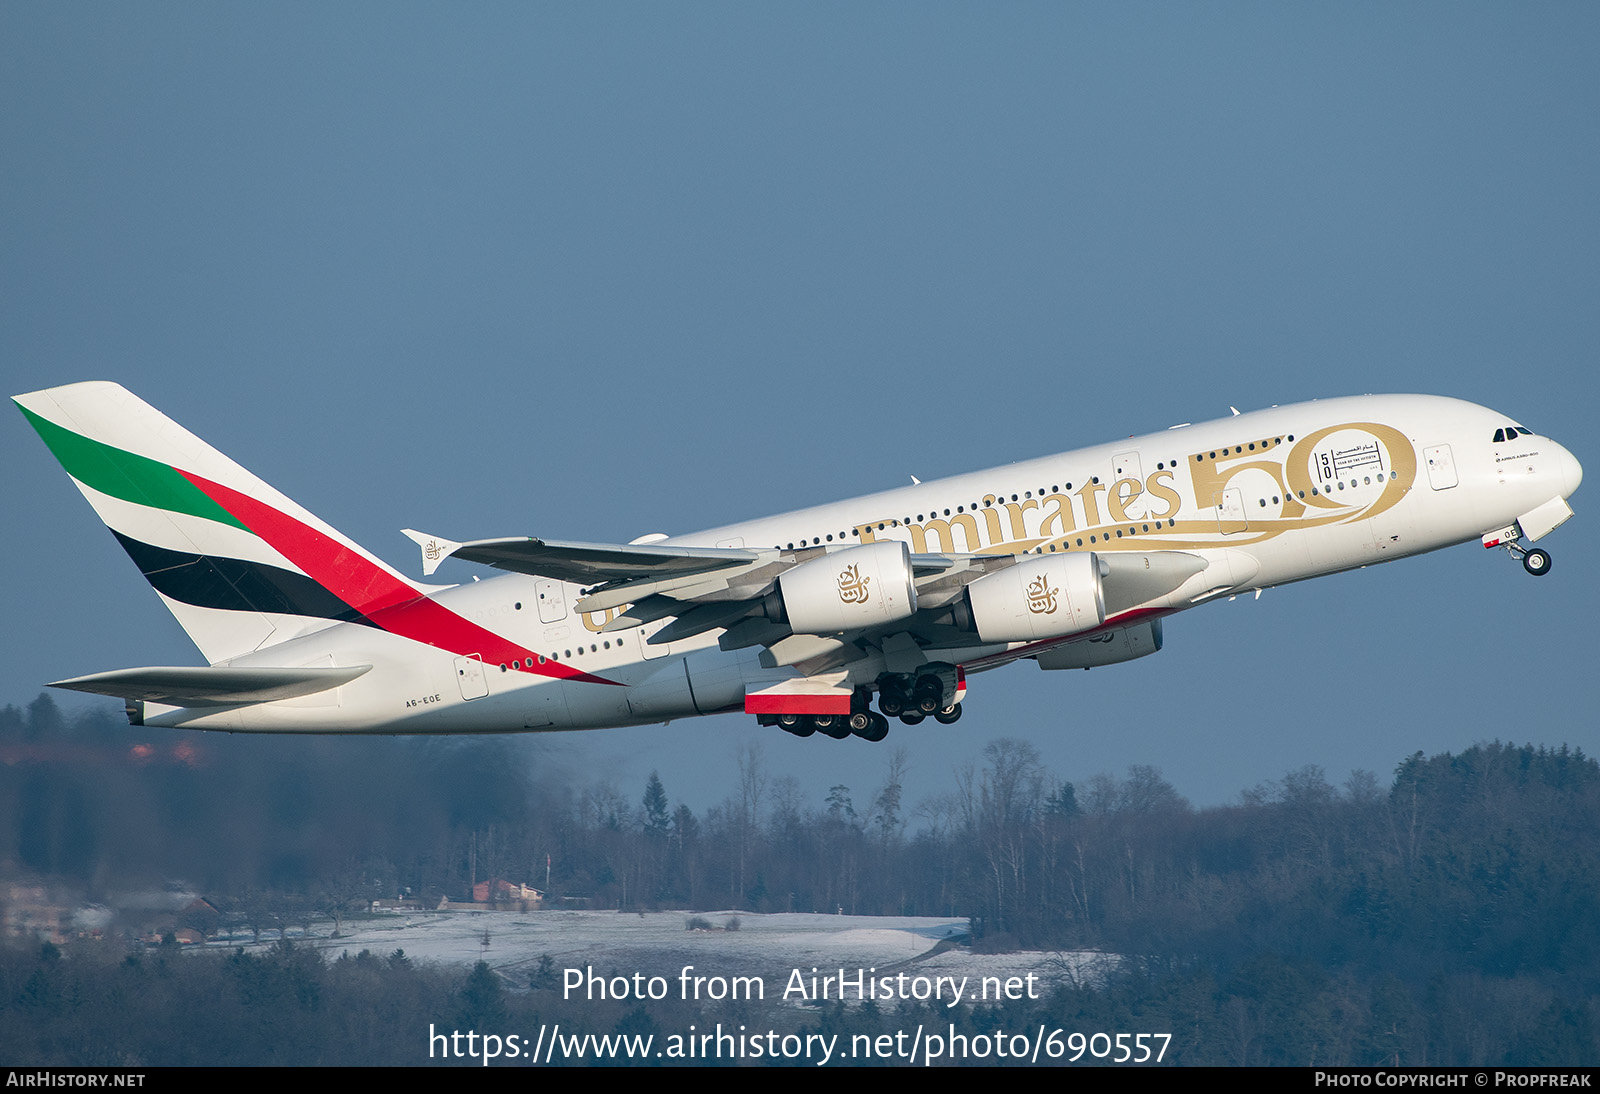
128, 393, 1578, 735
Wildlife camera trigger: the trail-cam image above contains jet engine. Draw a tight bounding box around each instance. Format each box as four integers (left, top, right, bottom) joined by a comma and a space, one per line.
772, 540, 919, 635
959, 552, 1105, 643
1035, 618, 1163, 670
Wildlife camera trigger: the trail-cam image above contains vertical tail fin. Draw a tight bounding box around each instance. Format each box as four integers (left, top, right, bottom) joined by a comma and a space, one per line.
15, 381, 431, 664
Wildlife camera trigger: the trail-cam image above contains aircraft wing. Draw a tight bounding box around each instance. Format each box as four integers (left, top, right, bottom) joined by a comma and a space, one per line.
424, 535, 766, 584
404, 528, 1209, 674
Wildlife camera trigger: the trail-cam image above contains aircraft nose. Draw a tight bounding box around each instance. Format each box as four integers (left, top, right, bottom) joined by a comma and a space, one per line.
1555, 442, 1583, 499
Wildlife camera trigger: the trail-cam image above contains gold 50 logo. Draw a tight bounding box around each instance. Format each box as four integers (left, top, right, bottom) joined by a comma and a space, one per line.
1189, 420, 1418, 527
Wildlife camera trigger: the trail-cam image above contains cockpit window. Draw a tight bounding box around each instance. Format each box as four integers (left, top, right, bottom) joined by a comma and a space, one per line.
1494, 428, 1506, 443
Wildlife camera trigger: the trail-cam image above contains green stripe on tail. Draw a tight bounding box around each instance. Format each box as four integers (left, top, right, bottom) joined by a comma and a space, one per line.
17, 404, 248, 530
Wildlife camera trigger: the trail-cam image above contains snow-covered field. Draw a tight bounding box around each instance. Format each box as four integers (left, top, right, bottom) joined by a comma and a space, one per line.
280, 908, 1105, 1001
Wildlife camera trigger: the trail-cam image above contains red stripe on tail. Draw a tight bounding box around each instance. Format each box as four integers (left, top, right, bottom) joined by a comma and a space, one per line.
180, 471, 621, 686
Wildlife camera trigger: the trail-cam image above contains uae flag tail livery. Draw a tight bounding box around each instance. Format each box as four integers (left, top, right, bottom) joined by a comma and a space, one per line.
14, 383, 454, 710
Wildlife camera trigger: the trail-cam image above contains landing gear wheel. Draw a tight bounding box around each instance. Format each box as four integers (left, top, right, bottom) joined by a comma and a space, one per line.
914, 678, 943, 715
813, 715, 851, 740
879, 691, 905, 718
848, 711, 873, 734
1523, 547, 1552, 576
899, 711, 925, 726
934, 702, 963, 725
778, 713, 814, 737
854, 713, 890, 742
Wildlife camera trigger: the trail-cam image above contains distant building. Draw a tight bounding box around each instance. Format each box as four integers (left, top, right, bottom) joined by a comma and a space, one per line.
370, 897, 429, 912
439, 878, 544, 912
2, 881, 70, 944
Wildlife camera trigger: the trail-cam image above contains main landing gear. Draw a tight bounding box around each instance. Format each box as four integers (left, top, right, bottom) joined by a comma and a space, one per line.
767, 709, 890, 742
757, 675, 963, 742
877, 671, 963, 727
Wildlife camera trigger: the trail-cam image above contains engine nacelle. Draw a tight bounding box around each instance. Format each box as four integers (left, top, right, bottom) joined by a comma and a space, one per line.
776, 540, 919, 635
964, 552, 1105, 643
1036, 618, 1163, 670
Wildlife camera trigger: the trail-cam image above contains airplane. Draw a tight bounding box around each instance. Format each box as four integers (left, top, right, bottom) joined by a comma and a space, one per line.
14, 381, 1583, 743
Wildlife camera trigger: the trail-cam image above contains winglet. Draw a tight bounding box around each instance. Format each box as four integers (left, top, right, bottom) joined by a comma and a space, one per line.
401, 528, 462, 577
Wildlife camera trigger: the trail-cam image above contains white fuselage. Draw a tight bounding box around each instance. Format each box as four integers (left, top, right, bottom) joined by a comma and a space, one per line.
142, 394, 1582, 733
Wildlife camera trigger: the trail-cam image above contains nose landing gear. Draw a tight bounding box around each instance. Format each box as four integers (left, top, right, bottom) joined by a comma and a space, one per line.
1484, 522, 1553, 577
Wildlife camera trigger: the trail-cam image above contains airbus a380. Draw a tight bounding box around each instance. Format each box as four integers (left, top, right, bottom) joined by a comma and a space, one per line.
16, 382, 1583, 743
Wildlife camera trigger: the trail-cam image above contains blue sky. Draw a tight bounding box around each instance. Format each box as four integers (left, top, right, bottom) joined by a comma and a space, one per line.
3, 4, 1596, 814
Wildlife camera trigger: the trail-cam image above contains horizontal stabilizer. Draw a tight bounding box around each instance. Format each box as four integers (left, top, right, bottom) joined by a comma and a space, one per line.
50, 664, 372, 706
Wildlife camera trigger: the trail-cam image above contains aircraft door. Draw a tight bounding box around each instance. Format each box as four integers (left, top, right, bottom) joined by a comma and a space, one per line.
1113, 451, 1143, 480
1214, 488, 1248, 535
535, 580, 567, 623
455, 655, 488, 700
1424, 445, 1458, 490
